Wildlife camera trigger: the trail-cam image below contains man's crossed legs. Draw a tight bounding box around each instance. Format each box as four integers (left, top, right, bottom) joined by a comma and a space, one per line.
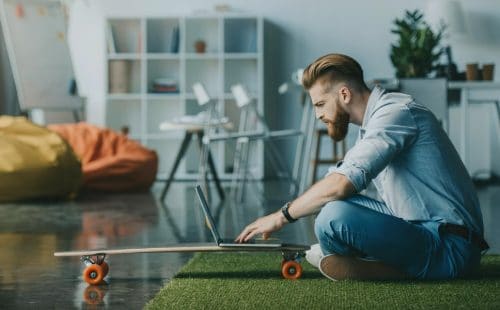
310, 194, 481, 280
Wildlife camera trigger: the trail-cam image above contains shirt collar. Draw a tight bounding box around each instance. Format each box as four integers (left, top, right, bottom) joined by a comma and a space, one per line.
361, 85, 386, 128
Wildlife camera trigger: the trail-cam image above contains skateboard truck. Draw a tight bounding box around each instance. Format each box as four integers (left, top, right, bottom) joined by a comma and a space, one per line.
81, 254, 106, 266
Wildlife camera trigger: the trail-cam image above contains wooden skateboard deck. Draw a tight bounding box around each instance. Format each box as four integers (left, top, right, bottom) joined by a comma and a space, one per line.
54, 243, 310, 285
54, 243, 309, 256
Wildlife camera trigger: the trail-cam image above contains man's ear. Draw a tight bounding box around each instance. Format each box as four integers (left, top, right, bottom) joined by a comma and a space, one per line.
339, 86, 352, 104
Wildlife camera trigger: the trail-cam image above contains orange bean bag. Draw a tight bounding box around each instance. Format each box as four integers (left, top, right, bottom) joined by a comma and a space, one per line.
48, 122, 158, 192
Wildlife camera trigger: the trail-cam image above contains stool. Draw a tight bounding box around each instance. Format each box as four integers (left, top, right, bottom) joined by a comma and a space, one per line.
311, 129, 346, 183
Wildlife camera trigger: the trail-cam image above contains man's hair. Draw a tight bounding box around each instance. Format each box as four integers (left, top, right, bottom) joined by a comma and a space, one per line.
302, 53, 368, 92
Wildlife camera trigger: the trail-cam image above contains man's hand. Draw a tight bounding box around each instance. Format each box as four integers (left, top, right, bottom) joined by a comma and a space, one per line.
234, 173, 354, 243
235, 211, 288, 243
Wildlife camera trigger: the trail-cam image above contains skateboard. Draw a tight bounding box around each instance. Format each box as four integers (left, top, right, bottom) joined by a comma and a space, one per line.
54, 243, 310, 285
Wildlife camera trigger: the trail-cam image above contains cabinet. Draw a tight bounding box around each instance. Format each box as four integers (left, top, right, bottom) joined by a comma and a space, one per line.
104, 15, 263, 179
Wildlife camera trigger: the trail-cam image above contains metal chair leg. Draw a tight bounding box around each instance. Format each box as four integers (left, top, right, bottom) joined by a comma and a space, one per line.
197, 131, 225, 200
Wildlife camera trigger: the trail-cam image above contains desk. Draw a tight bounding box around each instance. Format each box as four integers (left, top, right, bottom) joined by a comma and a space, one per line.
447, 81, 500, 171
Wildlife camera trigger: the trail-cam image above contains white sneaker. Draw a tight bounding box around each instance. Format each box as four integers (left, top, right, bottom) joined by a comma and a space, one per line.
305, 243, 324, 268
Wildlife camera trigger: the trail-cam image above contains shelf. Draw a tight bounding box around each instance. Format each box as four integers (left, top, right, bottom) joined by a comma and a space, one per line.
107, 19, 142, 54
146, 93, 181, 100
107, 94, 142, 100
224, 59, 258, 94
104, 15, 263, 179
224, 18, 257, 53
185, 53, 219, 59
108, 59, 142, 93
147, 59, 181, 93
185, 99, 205, 116
106, 99, 142, 137
107, 53, 142, 60
146, 18, 180, 53
185, 17, 220, 54
185, 59, 220, 96
224, 53, 259, 59
146, 53, 181, 60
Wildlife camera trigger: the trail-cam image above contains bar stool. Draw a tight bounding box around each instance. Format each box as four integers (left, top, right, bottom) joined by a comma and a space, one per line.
311, 129, 346, 183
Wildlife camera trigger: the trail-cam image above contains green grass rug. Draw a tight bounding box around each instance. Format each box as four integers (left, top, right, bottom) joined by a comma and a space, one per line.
146, 253, 500, 309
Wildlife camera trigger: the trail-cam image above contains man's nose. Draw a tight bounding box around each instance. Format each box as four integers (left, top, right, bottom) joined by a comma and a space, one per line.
315, 109, 322, 120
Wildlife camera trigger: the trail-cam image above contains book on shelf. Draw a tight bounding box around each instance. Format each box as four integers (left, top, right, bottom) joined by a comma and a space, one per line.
151, 78, 179, 93
137, 30, 142, 53
170, 26, 179, 53
106, 23, 116, 53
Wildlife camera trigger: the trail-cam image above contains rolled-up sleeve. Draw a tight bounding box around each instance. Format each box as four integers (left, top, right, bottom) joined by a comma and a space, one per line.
327, 103, 418, 192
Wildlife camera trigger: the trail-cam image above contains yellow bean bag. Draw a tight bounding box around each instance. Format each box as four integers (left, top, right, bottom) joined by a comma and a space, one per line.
0, 116, 81, 202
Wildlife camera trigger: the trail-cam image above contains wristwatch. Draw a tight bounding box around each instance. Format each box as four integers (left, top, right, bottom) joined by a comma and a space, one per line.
281, 202, 297, 223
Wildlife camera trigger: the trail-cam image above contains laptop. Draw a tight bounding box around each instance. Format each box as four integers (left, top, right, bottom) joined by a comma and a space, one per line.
195, 185, 282, 248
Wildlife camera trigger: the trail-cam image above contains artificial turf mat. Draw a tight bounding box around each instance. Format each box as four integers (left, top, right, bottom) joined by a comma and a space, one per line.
146, 253, 500, 309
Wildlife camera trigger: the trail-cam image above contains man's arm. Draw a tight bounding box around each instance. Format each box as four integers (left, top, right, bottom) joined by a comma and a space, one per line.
235, 172, 355, 243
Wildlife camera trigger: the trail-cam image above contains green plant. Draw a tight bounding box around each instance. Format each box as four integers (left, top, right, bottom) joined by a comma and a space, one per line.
390, 10, 445, 78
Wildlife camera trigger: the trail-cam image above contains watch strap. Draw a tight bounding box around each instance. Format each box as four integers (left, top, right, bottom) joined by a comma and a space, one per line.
281, 202, 297, 223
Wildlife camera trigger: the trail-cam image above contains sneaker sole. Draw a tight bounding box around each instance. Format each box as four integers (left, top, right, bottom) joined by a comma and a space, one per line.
319, 254, 408, 281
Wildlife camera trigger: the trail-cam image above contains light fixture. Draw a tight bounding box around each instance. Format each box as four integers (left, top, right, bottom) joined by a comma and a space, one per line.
278, 68, 304, 94
192, 82, 210, 106
230, 84, 252, 108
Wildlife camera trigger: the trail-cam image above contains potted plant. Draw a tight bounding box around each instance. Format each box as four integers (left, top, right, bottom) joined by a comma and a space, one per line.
390, 10, 445, 78
194, 39, 206, 53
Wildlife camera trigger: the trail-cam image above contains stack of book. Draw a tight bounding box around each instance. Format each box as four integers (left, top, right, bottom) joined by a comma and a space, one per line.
151, 78, 178, 93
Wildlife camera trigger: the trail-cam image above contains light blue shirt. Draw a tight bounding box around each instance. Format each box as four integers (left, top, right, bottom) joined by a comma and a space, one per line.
328, 86, 484, 234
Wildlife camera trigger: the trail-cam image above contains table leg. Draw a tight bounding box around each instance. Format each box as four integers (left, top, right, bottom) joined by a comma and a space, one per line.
160, 132, 193, 201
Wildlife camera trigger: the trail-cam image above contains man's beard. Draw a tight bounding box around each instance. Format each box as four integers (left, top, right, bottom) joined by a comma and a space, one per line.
326, 104, 350, 141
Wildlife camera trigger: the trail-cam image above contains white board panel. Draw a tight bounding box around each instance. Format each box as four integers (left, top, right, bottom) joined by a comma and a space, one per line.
0, 0, 82, 110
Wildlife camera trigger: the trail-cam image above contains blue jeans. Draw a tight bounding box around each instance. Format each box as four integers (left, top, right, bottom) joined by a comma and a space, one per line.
314, 194, 482, 279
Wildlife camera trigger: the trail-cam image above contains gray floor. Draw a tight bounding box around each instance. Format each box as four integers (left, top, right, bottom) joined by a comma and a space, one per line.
0, 181, 498, 309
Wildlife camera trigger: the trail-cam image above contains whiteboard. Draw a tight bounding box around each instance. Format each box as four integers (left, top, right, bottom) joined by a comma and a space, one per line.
0, 0, 83, 112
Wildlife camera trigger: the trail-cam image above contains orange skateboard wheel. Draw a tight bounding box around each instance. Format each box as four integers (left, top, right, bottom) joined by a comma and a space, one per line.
281, 260, 303, 279
99, 261, 109, 277
83, 264, 104, 285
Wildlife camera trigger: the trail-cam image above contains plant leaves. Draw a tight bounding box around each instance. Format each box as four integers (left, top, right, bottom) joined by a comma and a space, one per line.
390, 9, 445, 78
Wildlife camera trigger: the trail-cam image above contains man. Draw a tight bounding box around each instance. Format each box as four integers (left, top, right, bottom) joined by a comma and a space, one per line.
236, 53, 488, 280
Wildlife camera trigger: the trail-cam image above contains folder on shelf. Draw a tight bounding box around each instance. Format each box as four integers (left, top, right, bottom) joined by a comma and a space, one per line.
106, 23, 116, 53
170, 26, 179, 53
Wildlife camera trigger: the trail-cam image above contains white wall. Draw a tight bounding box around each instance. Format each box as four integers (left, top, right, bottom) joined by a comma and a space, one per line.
67, 0, 500, 175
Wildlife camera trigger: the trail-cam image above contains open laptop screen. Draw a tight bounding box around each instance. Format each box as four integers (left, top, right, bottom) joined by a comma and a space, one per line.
195, 185, 282, 248
195, 185, 223, 244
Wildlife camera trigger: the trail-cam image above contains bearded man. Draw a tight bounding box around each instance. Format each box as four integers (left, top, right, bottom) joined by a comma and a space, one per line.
236, 53, 488, 280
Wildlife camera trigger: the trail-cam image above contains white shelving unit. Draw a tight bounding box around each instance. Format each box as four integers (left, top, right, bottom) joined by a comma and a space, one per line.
104, 15, 263, 179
